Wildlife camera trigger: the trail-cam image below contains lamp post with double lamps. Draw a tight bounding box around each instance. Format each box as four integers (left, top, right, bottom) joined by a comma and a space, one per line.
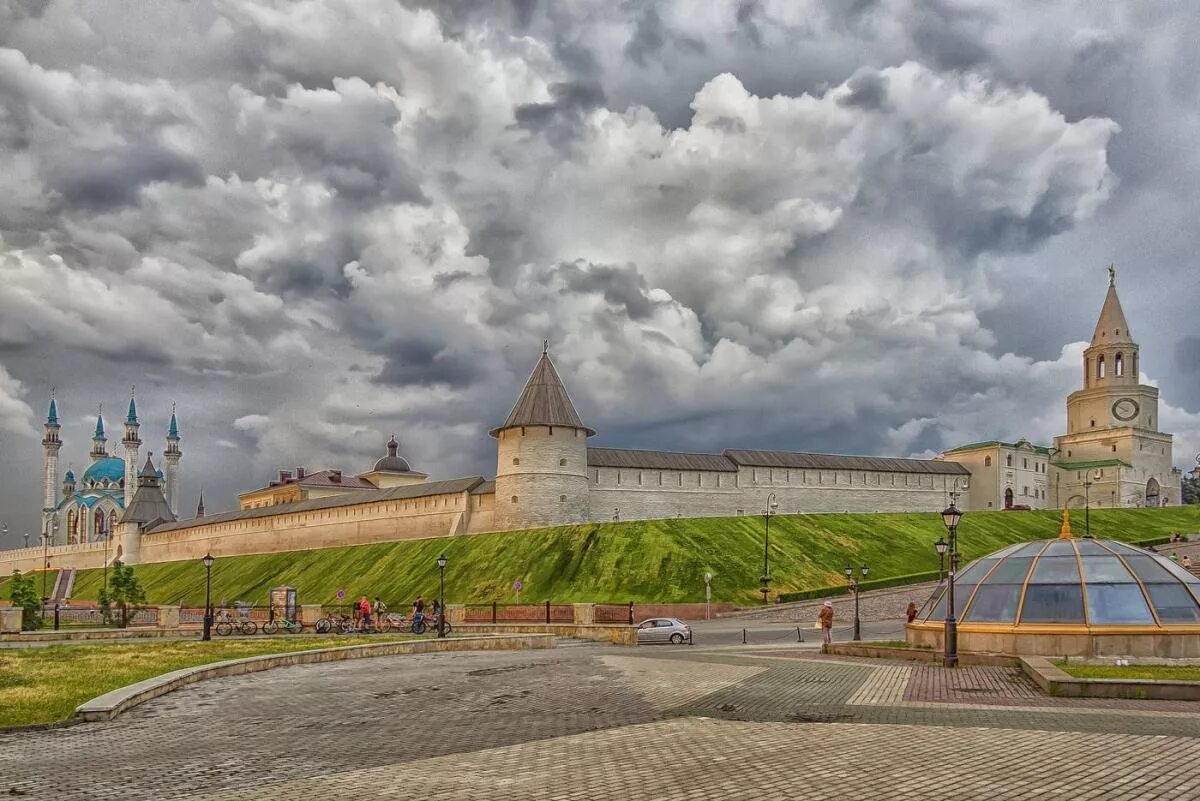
940, 502, 963, 667
436, 553, 448, 638
1082, 469, 1101, 537
202, 553, 214, 641
844, 563, 869, 640
760, 492, 779, 605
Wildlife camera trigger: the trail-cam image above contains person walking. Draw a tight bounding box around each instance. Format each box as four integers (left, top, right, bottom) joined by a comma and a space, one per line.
1184, 555, 1193, 570
906, 602, 919, 623
358, 595, 372, 632
818, 600, 834, 645
373, 596, 387, 627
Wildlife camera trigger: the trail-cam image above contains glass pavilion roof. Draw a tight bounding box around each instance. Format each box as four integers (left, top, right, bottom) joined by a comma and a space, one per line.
920, 539, 1200, 627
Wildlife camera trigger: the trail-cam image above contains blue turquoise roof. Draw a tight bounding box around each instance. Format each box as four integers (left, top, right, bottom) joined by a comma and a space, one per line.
126, 395, 138, 424
94, 413, 106, 439
168, 410, 180, 439
47, 398, 59, 426
64, 468, 75, 481
56, 490, 124, 511
82, 457, 124, 486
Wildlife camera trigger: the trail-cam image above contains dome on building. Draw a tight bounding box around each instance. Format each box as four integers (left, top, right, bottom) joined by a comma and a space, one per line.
81, 457, 125, 487
372, 435, 413, 473
919, 538, 1200, 627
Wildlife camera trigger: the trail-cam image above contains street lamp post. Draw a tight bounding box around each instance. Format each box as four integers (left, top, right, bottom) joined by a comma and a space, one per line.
934, 537, 948, 583
844, 563, 869, 640
940, 502, 963, 668
102, 526, 112, 595
436, 553, 448, 638
760, 492, 778, 605
202, 553, 214, 641
704, 571, 713, 620
1082, 469, 1100, 537
41, 529, 51, 620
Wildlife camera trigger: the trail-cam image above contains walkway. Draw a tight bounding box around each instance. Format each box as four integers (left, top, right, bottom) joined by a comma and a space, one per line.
4, 644, 1200, 799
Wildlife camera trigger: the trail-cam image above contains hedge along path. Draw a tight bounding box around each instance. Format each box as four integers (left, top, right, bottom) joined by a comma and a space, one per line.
49, 507, 1200, 607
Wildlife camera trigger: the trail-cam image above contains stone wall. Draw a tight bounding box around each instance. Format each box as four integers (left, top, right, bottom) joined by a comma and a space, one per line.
0, 540, 109, 574
494, 426, 589, 530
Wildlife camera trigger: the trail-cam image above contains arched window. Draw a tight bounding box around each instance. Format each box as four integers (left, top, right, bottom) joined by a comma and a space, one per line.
1006, 455, 1012, 467
94, 509, 105, 539
1097, 355, 1106, 379
1115, 352, 1124, 377
984, 456, 991, 467
66, 509, 77, 544
511, 495, 518, 504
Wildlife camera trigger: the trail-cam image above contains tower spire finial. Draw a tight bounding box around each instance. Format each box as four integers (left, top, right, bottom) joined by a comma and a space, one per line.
543, 339, 549, 355
1108, 264, 1116, 286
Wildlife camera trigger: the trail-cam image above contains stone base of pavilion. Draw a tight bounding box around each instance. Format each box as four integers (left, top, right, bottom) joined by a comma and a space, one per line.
906, 622, 1200, 659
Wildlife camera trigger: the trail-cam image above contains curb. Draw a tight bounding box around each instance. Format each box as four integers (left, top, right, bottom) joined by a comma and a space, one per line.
823, 642, 1017, 666
70, 634, 555, 724
1020, 655, 1200, 700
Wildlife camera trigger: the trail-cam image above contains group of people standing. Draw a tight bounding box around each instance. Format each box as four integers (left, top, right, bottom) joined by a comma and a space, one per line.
347, 595, 439, 631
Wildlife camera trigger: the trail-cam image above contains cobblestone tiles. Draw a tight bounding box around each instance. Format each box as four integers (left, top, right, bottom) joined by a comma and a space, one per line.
598, 653, 765, 710
846, 663, 912, 705
183, 718, 1200, 801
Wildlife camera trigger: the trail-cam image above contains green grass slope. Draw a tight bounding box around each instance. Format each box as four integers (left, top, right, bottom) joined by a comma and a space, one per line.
54, 507, 1200, 607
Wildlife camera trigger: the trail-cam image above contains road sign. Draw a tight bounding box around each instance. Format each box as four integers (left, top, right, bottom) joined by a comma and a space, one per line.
336, 590, 345, 600
513, 581, 522, 591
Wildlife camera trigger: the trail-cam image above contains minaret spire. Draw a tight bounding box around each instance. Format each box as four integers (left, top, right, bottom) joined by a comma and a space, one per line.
1091, 265, 1133, 345
122, 386, 142, 510
164, 402, 183, 516
90, 404, 108, 462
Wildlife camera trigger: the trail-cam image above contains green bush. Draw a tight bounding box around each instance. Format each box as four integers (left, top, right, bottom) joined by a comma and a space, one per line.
8, 570, 43, 631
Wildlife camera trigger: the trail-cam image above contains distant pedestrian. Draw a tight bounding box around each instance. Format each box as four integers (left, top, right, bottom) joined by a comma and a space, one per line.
373, 596, 387, 624
358, 596, 372, 631
1184, 555, 1193, 570
906, 602, 918, 623
818, 600, 834, 645
1171, 552, 1180, 563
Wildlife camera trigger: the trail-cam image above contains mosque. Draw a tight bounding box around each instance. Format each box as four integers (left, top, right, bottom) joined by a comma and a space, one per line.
38, 392, 182, 545
2, 268, 1184, 574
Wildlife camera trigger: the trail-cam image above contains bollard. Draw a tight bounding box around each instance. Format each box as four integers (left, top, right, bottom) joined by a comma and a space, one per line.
54, 603, 61, 631
492, 600, 497, 624
628, 601, 634, 625
796, 626, 804, 643
544, 599, 550, 624
742, 628, 747, 644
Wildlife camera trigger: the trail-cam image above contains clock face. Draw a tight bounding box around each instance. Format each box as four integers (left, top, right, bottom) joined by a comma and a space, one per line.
1112, 398, 1140, 422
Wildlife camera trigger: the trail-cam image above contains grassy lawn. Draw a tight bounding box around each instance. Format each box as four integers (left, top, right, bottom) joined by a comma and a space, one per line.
0, 636, 413, 728
1056, 662, 1200, 682
13, 507, 1199, 607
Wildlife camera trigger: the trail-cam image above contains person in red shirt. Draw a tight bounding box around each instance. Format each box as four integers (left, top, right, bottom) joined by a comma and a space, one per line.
358, 596, 372, 631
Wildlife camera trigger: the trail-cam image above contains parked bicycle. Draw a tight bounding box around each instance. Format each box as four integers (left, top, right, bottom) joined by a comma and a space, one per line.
214, 614, 258, 636
314, 613, 351, 634
261, 617, 303, 635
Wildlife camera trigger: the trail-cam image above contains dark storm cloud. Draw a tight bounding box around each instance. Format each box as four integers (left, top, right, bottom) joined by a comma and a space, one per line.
50, 146, 204, 210
374, 338, 478, 388
837, 68, 890, 110
909, 0, 993, 71
555, 261, 663, 321
514, 80, 607, 147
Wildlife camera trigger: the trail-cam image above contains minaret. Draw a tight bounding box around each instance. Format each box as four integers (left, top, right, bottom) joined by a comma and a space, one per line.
490, 343, 595, 530
122, 387, 141, 511
41, 393, 62, 542
90, 406, 108, 462
163, 403, 182, 516
62, 465, 76, 497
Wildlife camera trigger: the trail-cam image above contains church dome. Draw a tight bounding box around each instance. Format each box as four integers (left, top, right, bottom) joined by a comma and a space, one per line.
919, 538, 1200, 627
81, 457, 125, 488
372, 435, 412, 473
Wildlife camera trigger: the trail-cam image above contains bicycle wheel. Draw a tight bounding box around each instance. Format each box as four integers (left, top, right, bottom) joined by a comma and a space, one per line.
315, 618, 330, 634
215, 621, 232, 637
286, 621, 303, 634
242, 621, 258, 635
411, 619, 426, 635
261, 620, 279, 635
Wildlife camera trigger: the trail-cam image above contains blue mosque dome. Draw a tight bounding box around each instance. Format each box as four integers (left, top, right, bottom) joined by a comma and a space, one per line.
81, 457, 125, 487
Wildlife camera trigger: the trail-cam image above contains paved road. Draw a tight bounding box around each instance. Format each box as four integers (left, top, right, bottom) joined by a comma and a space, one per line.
687, 616, 906, 646
5, 643, 1200, 799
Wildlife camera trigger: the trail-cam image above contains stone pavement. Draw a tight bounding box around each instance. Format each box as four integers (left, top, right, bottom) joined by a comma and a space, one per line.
5, 644, 1200, 799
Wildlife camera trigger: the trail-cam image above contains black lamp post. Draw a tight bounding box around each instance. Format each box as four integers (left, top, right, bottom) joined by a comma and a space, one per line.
102, 526, 111, 595
1082, 469, 1100, 537
760, 492, 778, 605
934, 537, 948, 583
436, 553, 448, 638
940, 502, 963, 668
844, 563, 869, 640
41, 529, 51, 620
202, 553, 214, 641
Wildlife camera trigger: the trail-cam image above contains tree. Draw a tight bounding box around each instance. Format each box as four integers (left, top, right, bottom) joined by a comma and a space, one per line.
108, 561, 146, 628
8, 570, 43, 631
1184, 476, 1200, 506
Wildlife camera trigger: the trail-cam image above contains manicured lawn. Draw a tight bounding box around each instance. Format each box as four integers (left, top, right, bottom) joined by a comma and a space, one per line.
0, 636, 411, 728
41, 507, 1200, 607
1056, 662, 1200, 682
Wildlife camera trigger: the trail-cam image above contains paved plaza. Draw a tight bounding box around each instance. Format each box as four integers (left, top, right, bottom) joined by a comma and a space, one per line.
5, 642, 1200, 799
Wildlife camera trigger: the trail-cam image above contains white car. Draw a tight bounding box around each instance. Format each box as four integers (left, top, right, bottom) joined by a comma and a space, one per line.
636, 617, 692, 645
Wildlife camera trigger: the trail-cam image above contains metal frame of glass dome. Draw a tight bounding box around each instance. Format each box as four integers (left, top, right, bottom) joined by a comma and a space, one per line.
907, 538, 1200, 657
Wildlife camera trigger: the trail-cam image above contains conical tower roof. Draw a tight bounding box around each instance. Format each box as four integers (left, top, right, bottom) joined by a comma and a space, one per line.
47, 397, 59, 426
1091, 266, 1133, 345
126, 388, 138, 424
121, 454, 176, 526
167, 403, 180, 439
490, 347, 595, 437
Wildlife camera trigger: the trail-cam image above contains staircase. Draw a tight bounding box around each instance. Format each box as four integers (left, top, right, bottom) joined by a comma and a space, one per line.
52, 567, 76, 602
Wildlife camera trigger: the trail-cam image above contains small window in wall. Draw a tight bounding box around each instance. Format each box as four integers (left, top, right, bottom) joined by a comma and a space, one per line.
1090, 419, 1095, 428
985, 456, 991, 467
513, 458, 520, 466
511, 495, 518, 504
1098, 355, 1106, 379
1115, 353, 1124, 377
1006, 455, 1012, 467
1067, 450, 1072, 458
1112, 444, 1117, 452
559, 494, 567, 502
988, 501, 994, 508
617, 471, 622, 485
559, 458, 567, 466
1023, 458, 1028, 469
638, 471, 643, 486
548, 426, 554, 435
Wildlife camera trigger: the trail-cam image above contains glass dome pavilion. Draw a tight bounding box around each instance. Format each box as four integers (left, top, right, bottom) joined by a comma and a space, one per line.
907, 531, 1200, 657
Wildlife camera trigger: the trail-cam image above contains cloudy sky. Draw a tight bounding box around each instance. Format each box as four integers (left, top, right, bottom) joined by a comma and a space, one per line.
1, 0, 1198, 545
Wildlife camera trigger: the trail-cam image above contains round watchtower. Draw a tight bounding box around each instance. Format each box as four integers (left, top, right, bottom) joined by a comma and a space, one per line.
490, 346, 595, 531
